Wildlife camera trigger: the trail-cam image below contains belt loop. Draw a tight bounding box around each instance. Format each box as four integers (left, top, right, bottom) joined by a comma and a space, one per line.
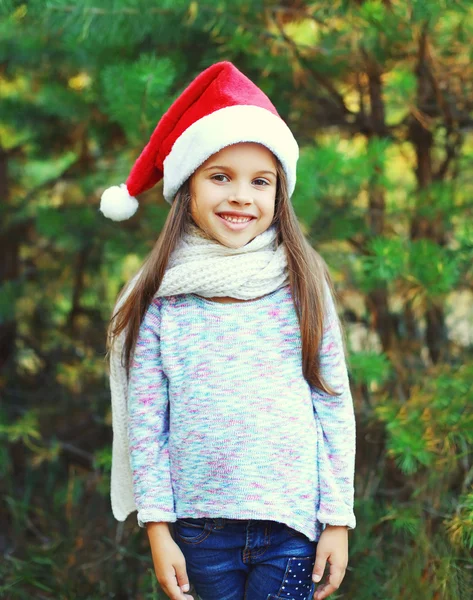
213, 517, 225, 528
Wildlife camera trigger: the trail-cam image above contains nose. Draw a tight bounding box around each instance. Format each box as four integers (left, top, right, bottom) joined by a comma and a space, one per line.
228, 185, 254, 206
228, 195, 253, 206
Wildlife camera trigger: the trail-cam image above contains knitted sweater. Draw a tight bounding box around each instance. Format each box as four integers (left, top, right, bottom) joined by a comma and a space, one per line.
127, 283, 356, 542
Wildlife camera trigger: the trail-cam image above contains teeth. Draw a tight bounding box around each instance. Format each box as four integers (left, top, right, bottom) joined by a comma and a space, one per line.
220, 215, 252, 223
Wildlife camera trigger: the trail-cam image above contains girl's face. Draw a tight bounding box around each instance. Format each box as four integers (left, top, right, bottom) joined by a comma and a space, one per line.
189, 142, 277, 249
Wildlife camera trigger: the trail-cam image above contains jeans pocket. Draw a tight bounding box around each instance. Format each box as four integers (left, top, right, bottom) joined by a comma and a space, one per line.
174, 518, 213, 545
275, 555, 315, 599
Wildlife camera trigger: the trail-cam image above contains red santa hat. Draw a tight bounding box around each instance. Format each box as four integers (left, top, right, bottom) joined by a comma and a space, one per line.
99, 61, 299, 221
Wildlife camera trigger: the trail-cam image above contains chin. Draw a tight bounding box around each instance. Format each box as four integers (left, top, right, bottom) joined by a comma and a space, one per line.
219, 239, 245, 249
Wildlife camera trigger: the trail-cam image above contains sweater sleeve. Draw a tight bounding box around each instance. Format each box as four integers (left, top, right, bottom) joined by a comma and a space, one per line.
127, 297, 177, 527
312, 283, 356, 530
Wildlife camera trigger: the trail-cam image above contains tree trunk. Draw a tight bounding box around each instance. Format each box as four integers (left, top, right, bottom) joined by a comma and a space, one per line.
0, 145, 19, 370
409, 28, 448, 364
365, 62, 394, 353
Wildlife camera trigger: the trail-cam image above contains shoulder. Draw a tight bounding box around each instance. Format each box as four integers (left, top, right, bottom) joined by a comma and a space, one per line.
142, 296, 167, 327
144, 293, 195, 321
149, 296, 166, 310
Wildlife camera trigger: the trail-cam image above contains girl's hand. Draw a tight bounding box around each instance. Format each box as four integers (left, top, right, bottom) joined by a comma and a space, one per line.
147, 523, 194, 600
311, 525, 349, 600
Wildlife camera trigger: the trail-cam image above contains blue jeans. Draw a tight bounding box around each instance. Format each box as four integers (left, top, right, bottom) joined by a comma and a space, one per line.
172, 517, 318, 600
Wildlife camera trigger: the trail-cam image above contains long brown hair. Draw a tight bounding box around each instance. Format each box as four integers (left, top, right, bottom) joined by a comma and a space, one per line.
106, 160, 349, 395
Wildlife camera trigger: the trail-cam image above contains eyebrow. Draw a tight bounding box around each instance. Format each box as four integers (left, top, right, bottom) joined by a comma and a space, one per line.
203, 165, 277, 178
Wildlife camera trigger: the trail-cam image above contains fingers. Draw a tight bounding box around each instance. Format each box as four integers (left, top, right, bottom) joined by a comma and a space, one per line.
159, 566, 193, 600
312, 545, 347, 600
175, 562, 191, 595
313, 562, 346, 600
160, 581, 193, 600
312, 548, 327, 584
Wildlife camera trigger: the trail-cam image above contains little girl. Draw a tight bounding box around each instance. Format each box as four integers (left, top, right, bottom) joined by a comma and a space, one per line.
101, 61, 356, 600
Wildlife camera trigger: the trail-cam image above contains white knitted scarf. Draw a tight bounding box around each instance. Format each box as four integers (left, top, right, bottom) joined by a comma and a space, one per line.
109, 222, 289, 522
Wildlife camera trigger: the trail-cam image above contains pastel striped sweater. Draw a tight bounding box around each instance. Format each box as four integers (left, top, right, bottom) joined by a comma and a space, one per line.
127, 283, 356, 542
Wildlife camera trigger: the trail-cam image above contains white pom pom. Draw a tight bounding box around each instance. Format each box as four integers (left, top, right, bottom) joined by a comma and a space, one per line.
99, 183, 139, 221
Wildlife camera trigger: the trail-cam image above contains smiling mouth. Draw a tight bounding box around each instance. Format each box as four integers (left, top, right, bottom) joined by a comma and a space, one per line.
216, 213, 256, 230
219, 214, 253, 223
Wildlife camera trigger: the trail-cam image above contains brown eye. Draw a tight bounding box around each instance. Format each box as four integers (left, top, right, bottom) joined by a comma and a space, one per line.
254, 178, 269, 186
211, 174, 229, 182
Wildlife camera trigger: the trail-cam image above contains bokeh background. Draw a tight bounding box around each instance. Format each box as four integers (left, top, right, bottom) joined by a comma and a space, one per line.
2, 1, 473, 598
